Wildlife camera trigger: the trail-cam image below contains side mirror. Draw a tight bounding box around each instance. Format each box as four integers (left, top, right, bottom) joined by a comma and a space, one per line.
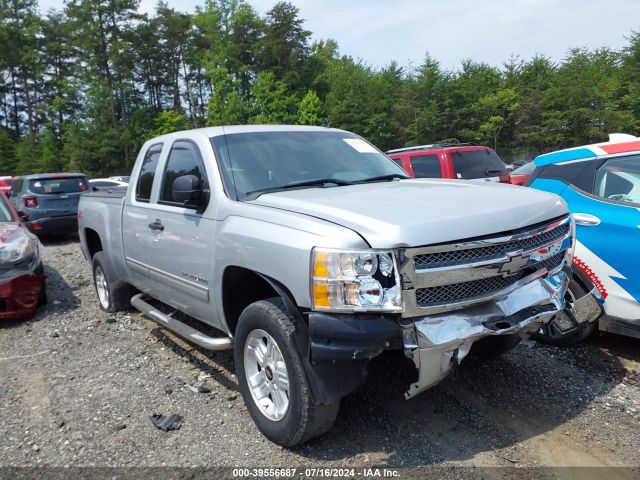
172, 175, 206, 208
17, 210, 29, 222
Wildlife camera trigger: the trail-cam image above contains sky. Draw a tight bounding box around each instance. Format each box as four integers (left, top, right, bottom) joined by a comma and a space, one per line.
38, 0, 640, 70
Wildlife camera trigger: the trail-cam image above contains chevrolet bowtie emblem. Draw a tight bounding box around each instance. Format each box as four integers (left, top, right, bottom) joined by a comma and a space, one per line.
499, 251, 530, 276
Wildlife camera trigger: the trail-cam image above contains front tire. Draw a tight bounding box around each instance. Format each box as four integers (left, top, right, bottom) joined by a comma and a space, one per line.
92, 251, 134, 313
235, 298, 339, 447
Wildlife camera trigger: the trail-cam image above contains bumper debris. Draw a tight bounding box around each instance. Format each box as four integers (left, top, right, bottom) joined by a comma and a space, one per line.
402, 270, 568, 399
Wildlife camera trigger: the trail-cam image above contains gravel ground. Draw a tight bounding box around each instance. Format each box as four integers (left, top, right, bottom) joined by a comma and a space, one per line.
1, 238, 639, 476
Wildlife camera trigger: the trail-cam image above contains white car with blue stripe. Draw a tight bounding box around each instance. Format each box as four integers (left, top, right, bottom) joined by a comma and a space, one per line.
528, 133, 640, 343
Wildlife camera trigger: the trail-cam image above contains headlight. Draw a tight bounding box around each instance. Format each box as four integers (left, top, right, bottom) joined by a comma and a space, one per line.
0, 231, 38, 264
311, 248, 402, 312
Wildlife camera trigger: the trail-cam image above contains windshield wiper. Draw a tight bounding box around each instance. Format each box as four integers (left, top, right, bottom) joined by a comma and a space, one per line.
357, 173, 409, 183
484, 170, 503, 176
245, 178, 354, 200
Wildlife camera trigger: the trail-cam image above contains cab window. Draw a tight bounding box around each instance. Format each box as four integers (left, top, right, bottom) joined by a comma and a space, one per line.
136, 143, 163, 202
594, 155, 640, 206
410, 154, 441, 178
159, 140, 208, 208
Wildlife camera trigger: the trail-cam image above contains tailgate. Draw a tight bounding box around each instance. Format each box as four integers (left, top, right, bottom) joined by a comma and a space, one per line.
28, 177, 88, 217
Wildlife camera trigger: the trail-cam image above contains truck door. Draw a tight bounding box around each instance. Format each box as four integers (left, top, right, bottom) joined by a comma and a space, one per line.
122, 142, 164, 290
140, 139, 215, 320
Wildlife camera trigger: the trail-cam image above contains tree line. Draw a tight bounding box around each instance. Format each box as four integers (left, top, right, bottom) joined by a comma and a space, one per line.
1, 0, 639, 176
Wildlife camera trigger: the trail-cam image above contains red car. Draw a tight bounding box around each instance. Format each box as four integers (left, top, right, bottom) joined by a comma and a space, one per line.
386, 143, 511, 183
0, 192, 46, 319
509, 161, 535, 186
0, 176, 15, 194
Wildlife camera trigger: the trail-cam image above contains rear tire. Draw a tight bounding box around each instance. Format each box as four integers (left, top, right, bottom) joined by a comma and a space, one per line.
532, 279, 597, 347
235, 298, 339, 447
92, 251, 134, 312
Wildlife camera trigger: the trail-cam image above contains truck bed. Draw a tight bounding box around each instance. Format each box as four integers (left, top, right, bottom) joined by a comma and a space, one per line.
84, 186, 128, 200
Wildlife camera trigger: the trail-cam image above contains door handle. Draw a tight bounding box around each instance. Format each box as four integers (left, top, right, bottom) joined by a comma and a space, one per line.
573, 213, 600, 226
148, 219, 164, 231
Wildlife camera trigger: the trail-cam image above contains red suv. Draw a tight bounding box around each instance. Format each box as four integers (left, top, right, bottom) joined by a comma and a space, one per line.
386, 143, 511, 183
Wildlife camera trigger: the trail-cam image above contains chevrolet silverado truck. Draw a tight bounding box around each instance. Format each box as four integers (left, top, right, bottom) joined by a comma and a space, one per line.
78, 125, 574, 446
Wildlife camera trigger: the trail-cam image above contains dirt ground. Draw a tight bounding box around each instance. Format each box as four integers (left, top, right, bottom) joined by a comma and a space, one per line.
1, 238, 639, 479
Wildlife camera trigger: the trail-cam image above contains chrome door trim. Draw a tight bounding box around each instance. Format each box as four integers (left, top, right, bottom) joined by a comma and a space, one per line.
126, 257, 209, 302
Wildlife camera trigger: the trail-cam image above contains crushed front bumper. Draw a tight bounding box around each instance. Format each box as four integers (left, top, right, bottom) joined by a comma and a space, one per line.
401, 269, 569, 398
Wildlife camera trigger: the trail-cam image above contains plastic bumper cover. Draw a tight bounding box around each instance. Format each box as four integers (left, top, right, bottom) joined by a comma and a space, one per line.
27, 214, 78, 235
0, 274, 45, 319
402, 269, 569, 399
308, 313, 402, 362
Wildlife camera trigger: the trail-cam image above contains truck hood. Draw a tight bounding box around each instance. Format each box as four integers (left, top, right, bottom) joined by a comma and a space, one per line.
250, 179, 568, 248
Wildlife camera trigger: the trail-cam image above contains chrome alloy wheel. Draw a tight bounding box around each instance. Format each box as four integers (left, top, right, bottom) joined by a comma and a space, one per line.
244, 329, 290, 421
95, 266, 110, 309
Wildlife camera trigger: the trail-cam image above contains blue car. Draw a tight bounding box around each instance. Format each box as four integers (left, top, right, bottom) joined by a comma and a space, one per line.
528, 134, 640, 343
9, 173, 89, 236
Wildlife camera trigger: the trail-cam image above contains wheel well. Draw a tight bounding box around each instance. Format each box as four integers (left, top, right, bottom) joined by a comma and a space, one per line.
84, 228, 103, 259
571, 264, 595, 294
222, 267, 281, 335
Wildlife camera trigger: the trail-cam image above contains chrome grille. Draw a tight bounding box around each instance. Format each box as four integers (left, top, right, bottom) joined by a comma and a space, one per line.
413, 222, 570, 269
400, 215, 573, 316
416, 272, 527, 305
536, 250, 565, 272
414, 251, 565, 307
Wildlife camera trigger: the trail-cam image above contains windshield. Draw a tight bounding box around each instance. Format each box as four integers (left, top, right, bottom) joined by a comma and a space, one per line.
211, 130, 408, 200
512, 161, 535, 175
452, 149, 507, 179
28, 177, 88, 194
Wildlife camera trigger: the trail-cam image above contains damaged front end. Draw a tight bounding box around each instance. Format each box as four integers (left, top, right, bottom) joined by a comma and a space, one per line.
0, 225, 45, 319
398, 215, 574, 398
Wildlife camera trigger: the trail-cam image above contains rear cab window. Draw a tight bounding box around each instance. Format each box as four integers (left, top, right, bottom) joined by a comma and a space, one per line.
28, 176, 88, 194
409, 154, 441, 178
136, 143, 163, 202
452, 149, 507, 179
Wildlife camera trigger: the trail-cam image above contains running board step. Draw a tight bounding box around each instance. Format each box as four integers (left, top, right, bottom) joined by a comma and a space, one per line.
130, 293, 233, 351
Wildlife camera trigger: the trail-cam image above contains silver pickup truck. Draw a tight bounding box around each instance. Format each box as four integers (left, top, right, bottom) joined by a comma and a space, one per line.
79, 125, 574, 446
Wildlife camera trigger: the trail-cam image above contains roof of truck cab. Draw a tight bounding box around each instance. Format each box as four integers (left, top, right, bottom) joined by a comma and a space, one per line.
150, 125, 348, 142
534, 134, 640, 167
